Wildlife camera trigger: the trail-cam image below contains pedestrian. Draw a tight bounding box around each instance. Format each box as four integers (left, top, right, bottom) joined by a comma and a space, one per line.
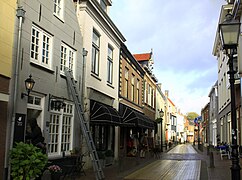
140, 133, 148, 158
26, 118, 46, 153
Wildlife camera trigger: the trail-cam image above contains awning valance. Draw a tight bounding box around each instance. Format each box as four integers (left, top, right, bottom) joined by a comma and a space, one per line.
90, 100, 121, 125
121, 106, 154, 129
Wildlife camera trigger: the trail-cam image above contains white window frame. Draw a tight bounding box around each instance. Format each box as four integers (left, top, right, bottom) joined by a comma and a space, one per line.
60, 42, 76, 75
48, 102, 74, 157
92, 30, 100, 76
131, 75, 134, 102
136, 79, 140, 104
107, 45, 113, 84
30, 25, 53, 69
124, 68, 129, 98
53, 0, 64, 20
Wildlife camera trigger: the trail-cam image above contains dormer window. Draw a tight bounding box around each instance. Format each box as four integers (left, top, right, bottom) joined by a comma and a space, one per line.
100, 0, 107, 12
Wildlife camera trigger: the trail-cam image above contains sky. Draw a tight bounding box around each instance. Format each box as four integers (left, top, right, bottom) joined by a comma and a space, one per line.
110, 0, 226, 115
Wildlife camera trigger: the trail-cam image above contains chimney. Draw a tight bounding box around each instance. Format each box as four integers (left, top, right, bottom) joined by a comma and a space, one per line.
227, 0, 234, 4
157, 83, 162, 90
165, 90, 169, 98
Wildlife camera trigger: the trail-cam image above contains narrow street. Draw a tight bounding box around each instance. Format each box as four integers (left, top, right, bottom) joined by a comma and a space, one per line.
124, 144, 201, 180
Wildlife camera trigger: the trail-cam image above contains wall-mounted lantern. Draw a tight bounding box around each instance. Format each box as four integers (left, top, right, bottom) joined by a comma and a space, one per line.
21, 75, 35, 98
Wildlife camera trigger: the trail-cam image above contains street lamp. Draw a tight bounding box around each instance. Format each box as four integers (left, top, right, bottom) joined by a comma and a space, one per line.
21, 75, 35, 98
219, 13, 241, 180
158, 109, 164, 152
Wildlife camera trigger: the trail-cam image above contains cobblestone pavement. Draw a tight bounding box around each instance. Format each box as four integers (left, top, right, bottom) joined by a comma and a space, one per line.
124, 144, 201, 180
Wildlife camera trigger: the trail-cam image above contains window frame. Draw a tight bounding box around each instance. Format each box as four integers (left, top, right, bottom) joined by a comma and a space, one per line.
53, 0, 64, 20
91, 30, 100, 76
60, 42, 76, 75
48, 102, 74, 156
30, 25, 53, 70
131, 74, 135, 102
107, 45, 113, 84
124, 67, 129, 98
136, 79, 140, 104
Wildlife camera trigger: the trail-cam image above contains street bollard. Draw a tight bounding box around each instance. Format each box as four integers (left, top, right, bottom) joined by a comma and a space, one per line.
209, 151, 215, 168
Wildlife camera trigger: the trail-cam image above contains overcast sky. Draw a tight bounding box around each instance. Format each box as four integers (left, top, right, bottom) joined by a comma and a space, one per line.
110, 0, 226, 114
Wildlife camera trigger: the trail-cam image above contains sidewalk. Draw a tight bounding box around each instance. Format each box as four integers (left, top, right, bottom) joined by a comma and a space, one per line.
194, 144, 242, 180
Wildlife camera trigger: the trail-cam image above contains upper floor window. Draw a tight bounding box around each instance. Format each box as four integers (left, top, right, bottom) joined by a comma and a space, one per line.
144, 81, 147, 103
30, 25, 52, 69
60, 43, 76, 74
124, 67, 129, 98
92, 30, 100, 75
131, 74, 135, 102
100, 0, 107, 12
107, 45, 113, 84
54, 0, 64, 19
136, 79, 140, 104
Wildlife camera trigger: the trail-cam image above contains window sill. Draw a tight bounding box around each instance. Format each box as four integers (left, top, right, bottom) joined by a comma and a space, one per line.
30, 61, 55, 74
91, 73, 101, 81
107, 83, 114, 89
53, 13, 64, 23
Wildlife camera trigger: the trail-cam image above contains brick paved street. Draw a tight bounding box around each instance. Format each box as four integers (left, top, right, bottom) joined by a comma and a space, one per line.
42, 143, 242, 180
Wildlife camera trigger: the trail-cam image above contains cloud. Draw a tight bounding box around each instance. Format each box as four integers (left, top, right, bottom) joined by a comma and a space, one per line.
110, 0, 225, 114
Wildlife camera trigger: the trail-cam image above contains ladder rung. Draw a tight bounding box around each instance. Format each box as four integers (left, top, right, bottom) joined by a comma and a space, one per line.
65, 69, 104, 180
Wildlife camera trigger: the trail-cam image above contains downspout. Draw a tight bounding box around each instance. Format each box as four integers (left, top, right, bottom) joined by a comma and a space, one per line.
4, 6, 25, 180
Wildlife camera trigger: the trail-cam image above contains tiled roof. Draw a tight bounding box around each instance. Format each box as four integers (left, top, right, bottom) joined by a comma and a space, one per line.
133, 53, 151, 62
168, 98, 175, 106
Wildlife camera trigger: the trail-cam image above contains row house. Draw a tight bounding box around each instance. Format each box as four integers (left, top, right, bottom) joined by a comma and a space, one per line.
201, 103, 210, 145
176, 111, 185, 144
167, 97, 177, 143
133, 51, 158, 147
0, 1, 16, 178
212, 1, 242, 147
119, 43, 154, 157
3, 0, 84, 179
75, 0, 126, 166
156, 83, 167, 150
208, 81, 219, 146
184, 117, 195, 143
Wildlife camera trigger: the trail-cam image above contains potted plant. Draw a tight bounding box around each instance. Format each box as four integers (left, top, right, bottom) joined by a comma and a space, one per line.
105, 149, 114, 166
48, 164, 62, 180
10, 142, 48, 180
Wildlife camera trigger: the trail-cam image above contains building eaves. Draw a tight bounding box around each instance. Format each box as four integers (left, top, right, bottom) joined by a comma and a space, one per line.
121, 43, 145, 76
87, 0, 126, 43
212, 4, 233, 57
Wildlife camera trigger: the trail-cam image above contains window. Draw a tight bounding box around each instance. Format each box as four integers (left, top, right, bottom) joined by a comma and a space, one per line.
151, 88, 154, 107
107, 45, 113, 84
92, 30, 100, 75
136, 79, 140, 104
100, 0, 107, 12
131, 75, 135, 102
60, 43, 75, 73
124, 68, 129, 98
148, 84, 151, 105
30, 25, 52, 69
48, 102, 74, 155
54, 0, 64, 19
144, 81, 147, 103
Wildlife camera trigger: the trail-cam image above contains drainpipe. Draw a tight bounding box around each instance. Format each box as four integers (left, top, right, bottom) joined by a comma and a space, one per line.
4, 6, 25, 180
81, 48, 88, 105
